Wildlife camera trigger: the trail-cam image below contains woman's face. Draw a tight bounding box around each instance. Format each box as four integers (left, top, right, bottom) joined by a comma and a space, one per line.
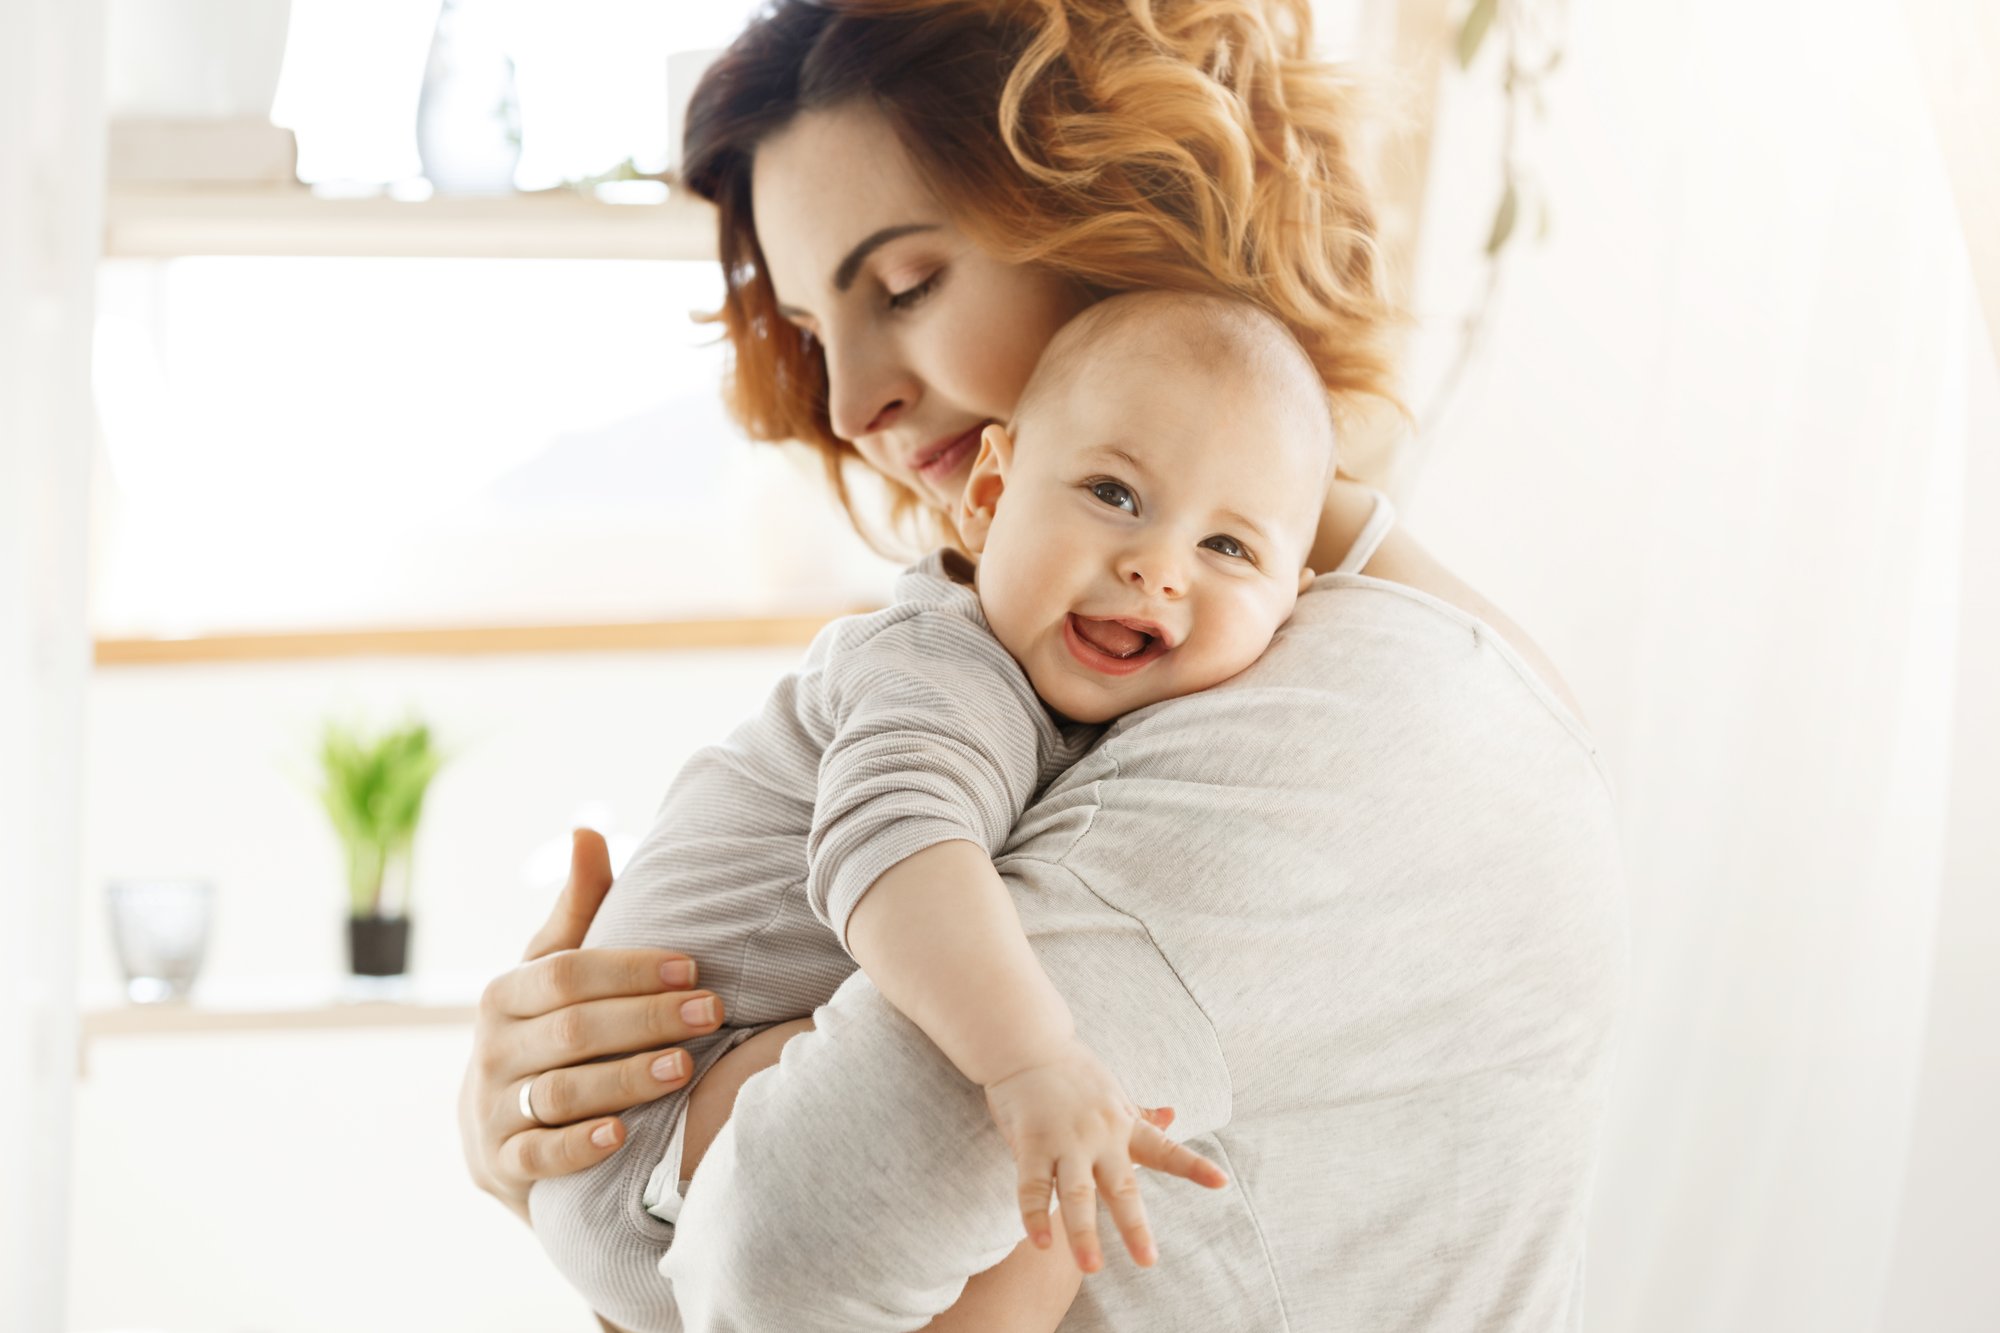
750, 100, 1095, 515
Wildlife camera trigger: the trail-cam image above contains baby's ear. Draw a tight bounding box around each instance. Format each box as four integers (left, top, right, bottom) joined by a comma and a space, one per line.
955, 424, 1014, 554
1297, 566, 1317, 594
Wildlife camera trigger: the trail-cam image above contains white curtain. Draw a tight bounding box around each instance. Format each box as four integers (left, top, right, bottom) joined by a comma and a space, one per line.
1399, 0, 1999, 1329
0, 1, 103, 1329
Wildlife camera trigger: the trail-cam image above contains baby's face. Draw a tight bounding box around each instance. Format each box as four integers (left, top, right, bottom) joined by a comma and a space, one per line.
957, 355, 1326, 725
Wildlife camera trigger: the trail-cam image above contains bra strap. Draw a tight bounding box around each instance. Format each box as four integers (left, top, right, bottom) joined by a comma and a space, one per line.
1329, 489, 1397, 576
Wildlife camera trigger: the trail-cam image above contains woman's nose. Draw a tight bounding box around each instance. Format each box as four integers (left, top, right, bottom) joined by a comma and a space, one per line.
822, 329, 918, 442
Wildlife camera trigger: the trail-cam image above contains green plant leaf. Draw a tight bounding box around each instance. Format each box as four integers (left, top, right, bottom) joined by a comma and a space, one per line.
1457, 0, 1498, 69
315, 717, 447, 917
1486, 179, 1519, 255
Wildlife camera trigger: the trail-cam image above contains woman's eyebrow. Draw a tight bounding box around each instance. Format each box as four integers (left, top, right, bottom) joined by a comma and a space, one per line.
833, 224, 939, 291
774, 223, 941, 321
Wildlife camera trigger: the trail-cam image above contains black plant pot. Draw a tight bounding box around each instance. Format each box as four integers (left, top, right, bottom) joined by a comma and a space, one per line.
347, 915, 411, 977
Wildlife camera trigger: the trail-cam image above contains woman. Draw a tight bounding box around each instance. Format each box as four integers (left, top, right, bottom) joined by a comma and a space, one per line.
457, 2, 1628, 1329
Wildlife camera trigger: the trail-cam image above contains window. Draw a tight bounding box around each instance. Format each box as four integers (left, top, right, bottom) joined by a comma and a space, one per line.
90, 256, 894, 636
270, 0, 769, 188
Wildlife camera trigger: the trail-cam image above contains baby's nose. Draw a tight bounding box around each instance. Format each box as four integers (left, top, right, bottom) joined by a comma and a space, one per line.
1120, 549, 1185, 597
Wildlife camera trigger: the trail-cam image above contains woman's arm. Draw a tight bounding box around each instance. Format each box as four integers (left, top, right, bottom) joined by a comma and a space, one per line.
1312, 478, 1590, 725
455, 829, 724, 1225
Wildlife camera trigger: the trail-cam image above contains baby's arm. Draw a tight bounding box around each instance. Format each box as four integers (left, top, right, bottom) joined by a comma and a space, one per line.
808, 602, 1224, 1270
844, 840, 1072, 1088
844, 839, 1228, 1274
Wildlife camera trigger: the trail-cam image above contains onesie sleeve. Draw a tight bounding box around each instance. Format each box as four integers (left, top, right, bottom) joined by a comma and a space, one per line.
806, 608, 1053, 955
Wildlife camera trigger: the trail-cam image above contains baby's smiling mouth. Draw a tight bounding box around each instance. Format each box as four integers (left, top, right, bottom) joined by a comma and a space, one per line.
1073, 617, 1152, 658
1063, 614, 1173, 676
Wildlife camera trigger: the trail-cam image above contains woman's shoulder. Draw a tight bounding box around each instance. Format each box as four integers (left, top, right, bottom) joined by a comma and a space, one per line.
1077, 534, 1605, 799
1339, 523, 1591, 732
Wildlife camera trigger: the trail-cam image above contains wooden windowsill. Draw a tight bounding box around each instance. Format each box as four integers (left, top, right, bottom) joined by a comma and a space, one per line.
91, 610, 877, 667
103, 183, 718, 262
75, 973, 489, 1074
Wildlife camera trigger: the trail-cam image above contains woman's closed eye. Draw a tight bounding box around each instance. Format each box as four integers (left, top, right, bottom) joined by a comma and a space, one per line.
887, 269, 943, 312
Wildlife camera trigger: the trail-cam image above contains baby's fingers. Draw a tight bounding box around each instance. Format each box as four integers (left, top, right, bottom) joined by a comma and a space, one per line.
1057, 1156, 1104, 1274
1130, 1118, 1230, 1189
1016, 1158, 1058, 1252
1097, 1152, 1158, 1268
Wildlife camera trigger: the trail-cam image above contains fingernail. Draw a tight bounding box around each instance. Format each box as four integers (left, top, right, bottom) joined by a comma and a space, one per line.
652, 1052, 687, 1082
591, 1122, 617, 1148
681, 996, 718, 1025
661, 959, 696, 988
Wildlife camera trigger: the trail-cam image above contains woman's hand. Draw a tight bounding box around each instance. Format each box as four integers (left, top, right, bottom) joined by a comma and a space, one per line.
457, 828, 728, 1224
983, 1037, 1229, 1275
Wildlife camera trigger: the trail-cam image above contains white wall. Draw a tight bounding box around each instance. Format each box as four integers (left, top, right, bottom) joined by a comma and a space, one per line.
72, 1026, 600, 1332
1395, 0, 1998, 1328
3, 2, 102, 1330
70, 646, 807, 1332
77, 647, 804, 996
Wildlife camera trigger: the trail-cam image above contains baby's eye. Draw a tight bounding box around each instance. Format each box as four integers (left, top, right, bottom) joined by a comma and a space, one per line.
1088, 479, 1138, 513
1202, 534, 1253, 561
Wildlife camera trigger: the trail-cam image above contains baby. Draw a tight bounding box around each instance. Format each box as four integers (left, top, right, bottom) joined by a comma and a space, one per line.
528, 290, 1338, 1333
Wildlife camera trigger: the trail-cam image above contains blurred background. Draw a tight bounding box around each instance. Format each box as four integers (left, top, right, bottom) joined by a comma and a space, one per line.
3, 0, 1995, 1330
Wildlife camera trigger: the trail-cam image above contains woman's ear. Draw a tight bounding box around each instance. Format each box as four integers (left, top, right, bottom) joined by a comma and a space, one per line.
955, 423, 1014, 554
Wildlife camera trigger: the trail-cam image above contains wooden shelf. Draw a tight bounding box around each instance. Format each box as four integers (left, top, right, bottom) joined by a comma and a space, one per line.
92, 609, 877, 667
81, 996, 477, 1040
76, 973, 488, 1074
102, 183, 719, 261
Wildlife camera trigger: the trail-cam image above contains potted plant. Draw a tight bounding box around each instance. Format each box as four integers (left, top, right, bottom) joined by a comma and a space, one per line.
315, 717, 447, 977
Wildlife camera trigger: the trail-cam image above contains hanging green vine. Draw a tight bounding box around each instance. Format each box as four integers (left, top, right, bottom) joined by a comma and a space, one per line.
1418, 0, 1567, 436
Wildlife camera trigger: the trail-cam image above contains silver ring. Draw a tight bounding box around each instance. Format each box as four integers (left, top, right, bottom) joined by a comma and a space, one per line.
518, 1074, 546, 1126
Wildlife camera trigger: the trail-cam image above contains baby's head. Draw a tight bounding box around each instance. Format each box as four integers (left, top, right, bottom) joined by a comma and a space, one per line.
955, 291, 1336, 725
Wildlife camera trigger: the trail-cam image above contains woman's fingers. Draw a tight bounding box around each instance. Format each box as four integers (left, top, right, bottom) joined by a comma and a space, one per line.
1129, 1118, 1230, 1189
1097, 1150, 1158, 1268
520, 827, 616, 962
508, 988, 726, 1079
518, 1045, 696, 1129
481, 945, 699, 1024
1056, 1155, 1104, 1274
498, 1115, 629, 1184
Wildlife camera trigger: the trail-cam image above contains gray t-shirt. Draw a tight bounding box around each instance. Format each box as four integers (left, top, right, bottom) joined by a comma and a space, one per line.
547, 494, 1629, 1331
1023, 569, 1632, 1329
653, 543, 1631, 1332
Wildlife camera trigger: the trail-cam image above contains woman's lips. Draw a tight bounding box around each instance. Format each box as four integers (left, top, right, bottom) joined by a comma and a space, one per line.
1062, 613, 1171, 677
916, 427, 982, 482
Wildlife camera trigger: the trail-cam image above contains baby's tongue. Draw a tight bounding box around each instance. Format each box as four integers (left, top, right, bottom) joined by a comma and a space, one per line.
1073, 616, 1149, 658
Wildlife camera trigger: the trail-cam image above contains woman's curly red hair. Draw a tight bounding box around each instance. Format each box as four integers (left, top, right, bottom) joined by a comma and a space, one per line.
682, 0, 1400, 556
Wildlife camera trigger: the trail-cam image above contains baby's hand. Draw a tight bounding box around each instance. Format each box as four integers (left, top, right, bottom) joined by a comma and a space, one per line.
982, 1037, 1229, 1275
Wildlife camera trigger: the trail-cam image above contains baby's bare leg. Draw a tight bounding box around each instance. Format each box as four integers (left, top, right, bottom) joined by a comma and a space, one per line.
679, 1017, 1080, 1333
920, 1232, 1081, 1332
679, 1016, 817, 1177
